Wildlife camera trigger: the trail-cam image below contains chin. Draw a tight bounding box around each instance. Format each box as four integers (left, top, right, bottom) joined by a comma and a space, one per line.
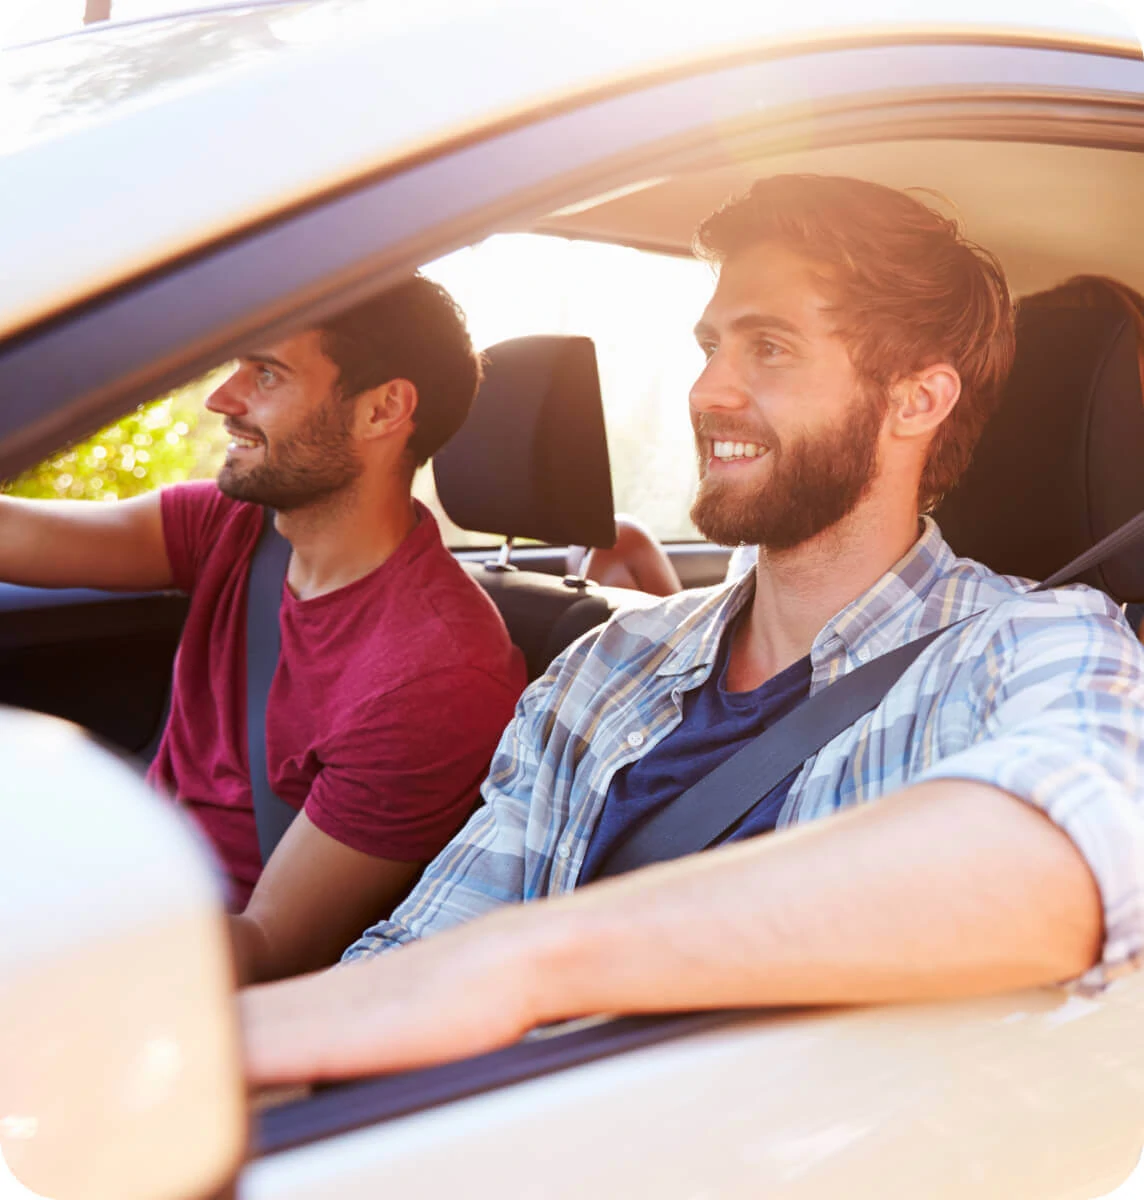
691, 487, 765, 547
216, 467, 259, 503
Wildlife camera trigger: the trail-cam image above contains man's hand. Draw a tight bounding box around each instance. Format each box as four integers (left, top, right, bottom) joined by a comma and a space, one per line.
240, 781, 1103, 1087
230, 811, 422, 985
242, 904, 550, 1084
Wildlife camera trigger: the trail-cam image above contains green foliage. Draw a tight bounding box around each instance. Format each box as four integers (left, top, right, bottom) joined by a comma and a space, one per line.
4, 374, 229, 501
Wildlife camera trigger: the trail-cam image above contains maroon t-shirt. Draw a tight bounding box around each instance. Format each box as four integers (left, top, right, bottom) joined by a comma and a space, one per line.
147, 481, 525, 909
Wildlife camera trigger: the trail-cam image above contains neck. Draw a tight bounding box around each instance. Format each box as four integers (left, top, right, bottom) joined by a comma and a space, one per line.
727, 490, 920, 691
276, 472, 417, 601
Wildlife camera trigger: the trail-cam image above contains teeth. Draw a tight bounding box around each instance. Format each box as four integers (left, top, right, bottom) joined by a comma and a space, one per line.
712, 440, 765, 460
229, 434, 261, 449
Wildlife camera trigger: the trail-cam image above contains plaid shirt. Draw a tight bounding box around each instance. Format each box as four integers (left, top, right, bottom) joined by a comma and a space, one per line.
347, 519, 1144, 988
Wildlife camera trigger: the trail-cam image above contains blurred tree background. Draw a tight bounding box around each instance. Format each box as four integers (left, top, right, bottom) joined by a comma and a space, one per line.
3, 372, 228, 501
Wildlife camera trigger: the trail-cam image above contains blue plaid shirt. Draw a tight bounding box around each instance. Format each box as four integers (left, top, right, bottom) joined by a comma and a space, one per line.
347, 519, 1144, 988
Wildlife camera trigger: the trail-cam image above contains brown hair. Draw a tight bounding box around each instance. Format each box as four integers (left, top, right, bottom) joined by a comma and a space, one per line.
695, 175, 1015, 510
319, 274, 482, 468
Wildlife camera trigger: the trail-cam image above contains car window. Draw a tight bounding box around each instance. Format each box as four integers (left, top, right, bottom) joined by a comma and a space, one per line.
3, 368, 228, 502
421, 233, 713, 547
5, 235, 712, 546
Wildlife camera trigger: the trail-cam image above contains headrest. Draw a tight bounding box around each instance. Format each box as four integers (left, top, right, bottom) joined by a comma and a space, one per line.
934, 305, 1144, 603
434, 335, 616, 549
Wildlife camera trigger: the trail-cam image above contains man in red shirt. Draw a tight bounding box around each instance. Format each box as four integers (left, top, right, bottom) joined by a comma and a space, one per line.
0, 276, 525, 983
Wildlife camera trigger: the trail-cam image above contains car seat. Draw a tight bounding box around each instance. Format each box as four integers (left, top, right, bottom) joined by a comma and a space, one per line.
433, 335, 660, 678
934, 304, 1144, 604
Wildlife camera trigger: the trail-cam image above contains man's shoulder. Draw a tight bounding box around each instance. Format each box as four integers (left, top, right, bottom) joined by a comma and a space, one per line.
552, 582, 733, 682
399, 530, 515, 636
606, 583, 728, 637
926, 553, 1138, 668
346, 524, 522, 692
160, 479, 262, 542
930, 551, 1125, 627
159, 479, 263, 590
161, 477, 247, 514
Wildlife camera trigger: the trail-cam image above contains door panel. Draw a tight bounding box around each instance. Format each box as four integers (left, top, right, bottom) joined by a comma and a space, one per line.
0, 585, 187, 757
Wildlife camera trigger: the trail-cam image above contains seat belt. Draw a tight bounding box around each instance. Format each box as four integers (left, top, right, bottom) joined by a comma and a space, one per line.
246, 508, 297, 864
594, 510, 1144, 880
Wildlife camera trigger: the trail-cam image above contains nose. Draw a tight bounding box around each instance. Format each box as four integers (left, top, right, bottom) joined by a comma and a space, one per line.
689, 348, 749, 418
204, 365, 248, 418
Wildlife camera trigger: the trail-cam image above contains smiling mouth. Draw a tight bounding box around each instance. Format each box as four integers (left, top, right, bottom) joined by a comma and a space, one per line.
226, 429, 263, 452
709, 439, 769, 463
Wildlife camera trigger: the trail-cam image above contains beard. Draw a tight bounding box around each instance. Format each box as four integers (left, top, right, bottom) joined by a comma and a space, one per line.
690, 385, 885, 551
217, 395, 362, 512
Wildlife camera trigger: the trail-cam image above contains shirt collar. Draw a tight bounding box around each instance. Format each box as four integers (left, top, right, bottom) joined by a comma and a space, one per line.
820, 517, 958, 660
654, 518, 958, 678
654, 572, 756, 678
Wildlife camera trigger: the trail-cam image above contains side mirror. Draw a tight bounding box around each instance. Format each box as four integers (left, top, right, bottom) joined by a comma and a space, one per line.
0, 708, 245, 1200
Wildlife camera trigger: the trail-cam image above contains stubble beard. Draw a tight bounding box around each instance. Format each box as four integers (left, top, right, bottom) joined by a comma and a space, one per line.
689, 385, 886, 551
217, 395, 362, 512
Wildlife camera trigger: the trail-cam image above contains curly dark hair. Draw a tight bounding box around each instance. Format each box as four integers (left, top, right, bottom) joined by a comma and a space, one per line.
318, 275, 481, 467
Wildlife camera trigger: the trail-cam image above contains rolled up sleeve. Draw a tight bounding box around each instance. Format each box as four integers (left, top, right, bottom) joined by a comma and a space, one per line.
915, 609, 1144, 988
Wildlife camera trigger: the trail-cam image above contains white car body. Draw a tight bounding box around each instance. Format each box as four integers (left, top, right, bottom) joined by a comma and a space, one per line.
1, 3, 1143, 1198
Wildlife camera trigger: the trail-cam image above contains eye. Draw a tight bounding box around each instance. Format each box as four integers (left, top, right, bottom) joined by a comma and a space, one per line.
697, 339, 717, 361
752, 337, 785, 360
256, 365, 278, 388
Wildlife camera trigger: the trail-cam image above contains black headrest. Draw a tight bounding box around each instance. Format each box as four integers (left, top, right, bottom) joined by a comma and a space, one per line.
434, 335, 616, 548
934, 305, 1144, 603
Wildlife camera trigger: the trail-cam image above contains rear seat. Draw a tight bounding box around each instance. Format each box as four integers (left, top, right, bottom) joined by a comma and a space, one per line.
434, 334, 659, 679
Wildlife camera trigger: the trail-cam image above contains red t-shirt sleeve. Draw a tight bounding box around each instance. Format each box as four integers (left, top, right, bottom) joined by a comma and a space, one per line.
159, 480, 241, 592
303, 666, 519, 862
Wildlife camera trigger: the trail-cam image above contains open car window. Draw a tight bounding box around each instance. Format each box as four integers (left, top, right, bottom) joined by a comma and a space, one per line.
419, 233, 713, 548
7, 234, 714, 554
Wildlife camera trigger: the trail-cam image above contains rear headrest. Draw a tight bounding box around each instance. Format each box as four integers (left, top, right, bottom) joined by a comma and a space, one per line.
433, 335, 616, 549
934, 305, 1144, 603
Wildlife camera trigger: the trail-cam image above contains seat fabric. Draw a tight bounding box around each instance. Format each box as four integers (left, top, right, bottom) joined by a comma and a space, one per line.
935, 305, 1144, 603
437, 335, 655, 677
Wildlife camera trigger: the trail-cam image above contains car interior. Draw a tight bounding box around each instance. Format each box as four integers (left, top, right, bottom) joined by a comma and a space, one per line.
3, 134, 1144, 755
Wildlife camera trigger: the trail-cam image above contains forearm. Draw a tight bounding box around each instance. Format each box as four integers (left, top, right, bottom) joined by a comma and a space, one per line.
229, 913, 272, 986
230, 907, 361, 986
241, 779, 1106, 1086
0, 493, 172, 589
523, 780, 1103, 1023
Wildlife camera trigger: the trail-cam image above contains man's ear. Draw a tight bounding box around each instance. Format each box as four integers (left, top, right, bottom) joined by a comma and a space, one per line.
887, 363, 961, 443
356, 378, 418, 442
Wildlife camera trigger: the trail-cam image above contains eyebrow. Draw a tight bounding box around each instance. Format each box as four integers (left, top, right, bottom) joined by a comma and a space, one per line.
693, 313, 806, 343
243, 352, 294, 375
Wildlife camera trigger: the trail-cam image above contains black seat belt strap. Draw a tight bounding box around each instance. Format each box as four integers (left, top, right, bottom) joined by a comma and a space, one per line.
593, 513, 1144, 880
1037, 508, 1144, 589
247, 508, 297, 864
593, 624, 953, 879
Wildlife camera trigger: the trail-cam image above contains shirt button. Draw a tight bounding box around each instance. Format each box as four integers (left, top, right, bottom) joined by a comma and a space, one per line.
626, 731, 645, 748
557, 843, 572, 860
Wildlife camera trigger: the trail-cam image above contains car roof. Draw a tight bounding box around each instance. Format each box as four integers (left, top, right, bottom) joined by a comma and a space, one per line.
0, 0, 1137, 343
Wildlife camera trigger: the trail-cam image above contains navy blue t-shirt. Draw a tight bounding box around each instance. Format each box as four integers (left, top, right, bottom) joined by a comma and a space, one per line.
578, 622, 813, 884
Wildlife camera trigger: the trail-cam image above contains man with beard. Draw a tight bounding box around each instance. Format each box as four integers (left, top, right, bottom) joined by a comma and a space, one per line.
241, 175, 1144, 1085
0, 276, 524, 984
